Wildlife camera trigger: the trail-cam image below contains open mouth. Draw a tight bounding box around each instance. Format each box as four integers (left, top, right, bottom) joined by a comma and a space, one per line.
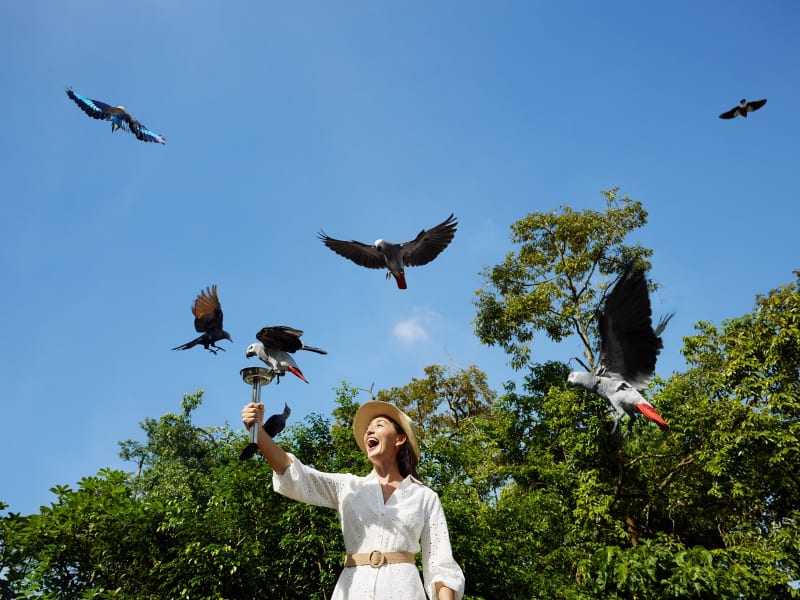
367, 437, 379, 450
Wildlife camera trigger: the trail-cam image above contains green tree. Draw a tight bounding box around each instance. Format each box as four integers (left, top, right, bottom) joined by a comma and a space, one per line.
4, 271, 799, 598
473, 188, 652, 369
376, 364, 496, 436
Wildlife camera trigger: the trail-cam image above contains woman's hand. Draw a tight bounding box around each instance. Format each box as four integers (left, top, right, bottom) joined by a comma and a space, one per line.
241, 402, 264, 428
434, 582, 455, 600
240, 402, 292, 474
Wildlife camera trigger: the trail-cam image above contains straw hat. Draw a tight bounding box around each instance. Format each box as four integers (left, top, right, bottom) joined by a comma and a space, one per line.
353, 401, 420, 463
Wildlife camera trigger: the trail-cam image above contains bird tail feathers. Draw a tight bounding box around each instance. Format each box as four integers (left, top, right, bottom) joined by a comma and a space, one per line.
636, 403, 669, 430
172, 337, 200, 351
288, 366, 309, 383
654, 312, 675, 337
302, 345, 327, 355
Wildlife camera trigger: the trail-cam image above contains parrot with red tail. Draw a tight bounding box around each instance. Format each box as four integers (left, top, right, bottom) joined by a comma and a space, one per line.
567, 268, 672, 433
246, 326, 326, 383
317, 214, 457, 289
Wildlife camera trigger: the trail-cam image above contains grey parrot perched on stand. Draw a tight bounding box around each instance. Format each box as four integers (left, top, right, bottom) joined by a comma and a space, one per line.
245, 326, 326, 383
317, 214, 458, 289
567, 268, 672, 433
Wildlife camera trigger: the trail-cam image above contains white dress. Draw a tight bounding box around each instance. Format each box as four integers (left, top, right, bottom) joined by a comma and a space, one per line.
273, 454, 465, 600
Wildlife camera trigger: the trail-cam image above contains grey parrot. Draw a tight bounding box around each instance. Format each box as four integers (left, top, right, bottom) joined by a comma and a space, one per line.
245, 326, 326, 383
567, 268, 672, 433
239, 403, 291, 460
317, 213, 457, 289
172, 285, 232, 354
719, 98, 767, 119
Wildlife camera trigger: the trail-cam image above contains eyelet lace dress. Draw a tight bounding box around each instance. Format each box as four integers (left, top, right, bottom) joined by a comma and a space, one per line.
273, 454, 465, 600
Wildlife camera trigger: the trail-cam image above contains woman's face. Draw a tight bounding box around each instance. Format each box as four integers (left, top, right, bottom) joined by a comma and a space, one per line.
364, 416, 406, 461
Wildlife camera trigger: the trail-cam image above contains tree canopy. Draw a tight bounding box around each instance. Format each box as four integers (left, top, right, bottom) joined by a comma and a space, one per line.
473, 187, 653, 369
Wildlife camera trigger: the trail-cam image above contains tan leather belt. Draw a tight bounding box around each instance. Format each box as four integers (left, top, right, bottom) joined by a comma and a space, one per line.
344, 550, 415, 568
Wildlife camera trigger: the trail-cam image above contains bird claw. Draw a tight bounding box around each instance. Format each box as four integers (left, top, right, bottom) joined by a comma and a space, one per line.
610, 416, 622, 434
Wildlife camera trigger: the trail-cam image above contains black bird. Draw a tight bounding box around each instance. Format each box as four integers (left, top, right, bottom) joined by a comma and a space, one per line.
264, 403, 292, 437
239, 403, 291, 460
172, 285, 232, 354
318, 214, 458, 289
719, 98, 767, 119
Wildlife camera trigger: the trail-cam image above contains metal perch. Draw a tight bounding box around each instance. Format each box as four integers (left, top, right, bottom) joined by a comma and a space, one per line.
239, 366, 276, 460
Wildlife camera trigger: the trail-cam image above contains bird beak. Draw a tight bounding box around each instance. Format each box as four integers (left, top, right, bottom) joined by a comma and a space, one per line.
245, 350, 255, 358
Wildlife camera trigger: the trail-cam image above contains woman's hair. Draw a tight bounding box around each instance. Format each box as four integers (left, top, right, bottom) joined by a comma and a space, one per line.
388, 417, 420, 479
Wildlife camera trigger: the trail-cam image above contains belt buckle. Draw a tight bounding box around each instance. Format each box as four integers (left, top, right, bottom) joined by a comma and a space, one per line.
368, 550, 385, 568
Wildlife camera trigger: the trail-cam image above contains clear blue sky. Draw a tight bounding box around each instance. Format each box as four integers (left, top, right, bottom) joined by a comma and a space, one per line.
1, 1, 797, 515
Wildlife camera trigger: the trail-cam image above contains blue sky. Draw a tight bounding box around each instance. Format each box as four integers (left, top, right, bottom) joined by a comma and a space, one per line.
1, 1, 798, 515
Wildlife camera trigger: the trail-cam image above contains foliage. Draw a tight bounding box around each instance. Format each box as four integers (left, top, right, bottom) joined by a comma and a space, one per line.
473, 188, 653, 369
3, 259, 799, 596
376, 364, 497, 436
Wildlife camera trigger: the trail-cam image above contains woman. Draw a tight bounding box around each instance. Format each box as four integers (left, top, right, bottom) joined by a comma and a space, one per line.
241, 400, 465, 600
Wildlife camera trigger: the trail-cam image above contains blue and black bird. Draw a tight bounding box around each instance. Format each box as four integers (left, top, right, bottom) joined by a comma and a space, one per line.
66, 88, 166, 144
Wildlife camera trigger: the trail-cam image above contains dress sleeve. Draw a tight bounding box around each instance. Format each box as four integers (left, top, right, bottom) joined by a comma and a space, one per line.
272, 453, 348, 509
420, 491, 465, 600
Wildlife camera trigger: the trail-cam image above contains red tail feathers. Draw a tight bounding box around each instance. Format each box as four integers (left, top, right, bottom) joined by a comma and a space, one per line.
288, 366, 309, 383
636, 402, 669, 430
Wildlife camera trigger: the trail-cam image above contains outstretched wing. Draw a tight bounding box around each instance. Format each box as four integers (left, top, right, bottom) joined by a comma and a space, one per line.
66, 88, 118, 121
597, 269, 670, 389
124, 113, 167, 144
719, 106, 740, 119
318, 231, 385, 269
400, 213, 458, 267
747, 98, 767, 113
192, 285, 224, 334
256, 326, 305, 352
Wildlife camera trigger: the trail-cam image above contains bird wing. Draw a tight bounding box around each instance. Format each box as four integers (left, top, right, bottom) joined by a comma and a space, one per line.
192, 285, 224, 334
597, 269, 665, 389
400, 213, 458, 267
124, 113, 167, 144
719, 106, 740, 119
256, 326, 305, 352
747, 98, 767, 112
66, 88, 118, 121
317, 231, 385, 269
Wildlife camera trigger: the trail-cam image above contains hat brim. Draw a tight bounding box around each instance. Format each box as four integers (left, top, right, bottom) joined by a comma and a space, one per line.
353, 401, 420, 463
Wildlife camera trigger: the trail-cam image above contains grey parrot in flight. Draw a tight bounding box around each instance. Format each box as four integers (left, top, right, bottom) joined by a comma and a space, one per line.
239, 403, 291, 460
245, 326, 327, 383
719, 98, 767, 119
567, 268, 672, 433
172, 285, 232, 354
317, 213, 458, 289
